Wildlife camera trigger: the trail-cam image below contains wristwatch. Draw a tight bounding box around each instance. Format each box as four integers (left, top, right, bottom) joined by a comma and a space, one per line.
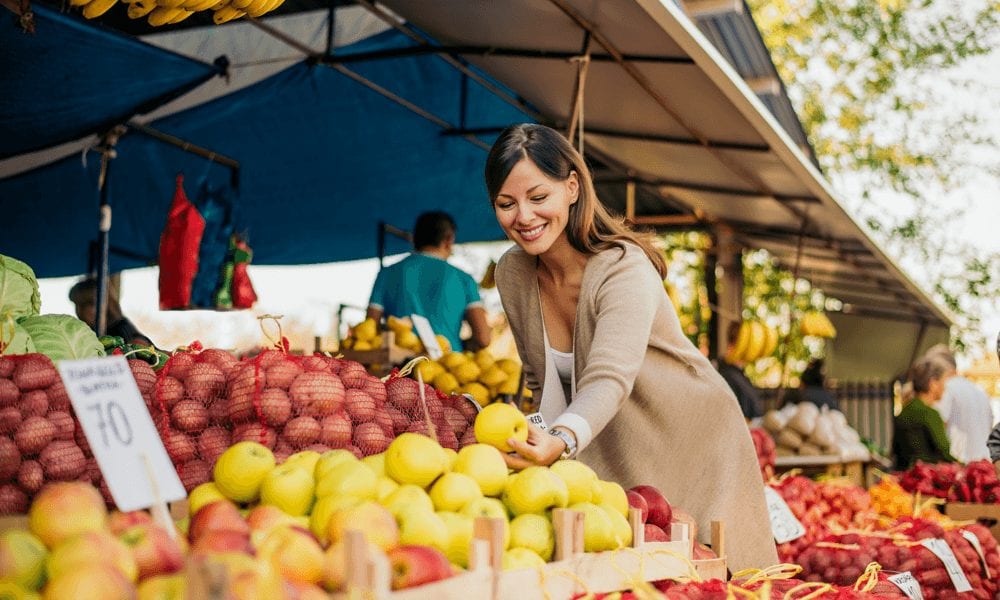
549, 428, 577, 460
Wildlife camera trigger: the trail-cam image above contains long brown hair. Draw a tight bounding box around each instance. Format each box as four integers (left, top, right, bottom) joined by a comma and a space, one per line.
485, 124, 667, 278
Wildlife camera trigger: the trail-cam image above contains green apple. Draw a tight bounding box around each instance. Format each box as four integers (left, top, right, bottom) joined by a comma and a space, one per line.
593, 480, 629, 518
461, 497, 511, 549
569, 502, 616, 552
599, 503, 633, 549
259, 464, 316, 517
437, 511, 474, 567
213, 441, 276, 503
385, 433, 448, 488
0, 529, 47, 590
549, 460, 598, 505
508, 513, 554, 561
452, 444, 509, 497
502, 547, 546, 571
429, 472, 483, 512
502, 467, 568, 516
398, 508, 449, 553
380, 484, 434, 519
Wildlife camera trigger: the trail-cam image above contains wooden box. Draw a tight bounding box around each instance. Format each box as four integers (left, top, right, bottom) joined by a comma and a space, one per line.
944, 502, 1000, 541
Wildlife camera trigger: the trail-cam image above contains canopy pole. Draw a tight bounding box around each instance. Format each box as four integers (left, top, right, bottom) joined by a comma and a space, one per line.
94, 126, 126, 338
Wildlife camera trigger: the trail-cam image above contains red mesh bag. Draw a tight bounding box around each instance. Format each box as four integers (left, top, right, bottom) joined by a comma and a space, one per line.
158, 174, 206, 310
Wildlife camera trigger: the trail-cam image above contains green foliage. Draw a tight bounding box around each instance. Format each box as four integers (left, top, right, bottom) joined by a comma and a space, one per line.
18, 314, 106, 361
747, 0, 1000, 353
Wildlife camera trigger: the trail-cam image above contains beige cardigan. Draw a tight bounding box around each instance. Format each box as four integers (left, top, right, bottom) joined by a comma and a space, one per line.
496, 243, 778, 572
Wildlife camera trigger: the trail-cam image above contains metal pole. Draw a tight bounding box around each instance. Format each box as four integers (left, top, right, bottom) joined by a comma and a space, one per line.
93, 126, 125, 337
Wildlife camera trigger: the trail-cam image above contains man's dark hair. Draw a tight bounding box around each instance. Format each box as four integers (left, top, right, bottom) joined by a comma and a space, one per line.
413, 211, 456, 250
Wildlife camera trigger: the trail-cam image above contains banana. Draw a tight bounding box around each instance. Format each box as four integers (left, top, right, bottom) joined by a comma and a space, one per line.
479, 261, 497, 290
228, 0, 253, 11
726, 321, 752, 363
244, 0, 271, 17
212, 4, 245, 23
744, 321, 767, 363
207, 0, 228, 8
181, 0, 219, 10
147, 5, 183, 24
261, 0, 284, 13
168, 7, 192, 21
800, 312, 818, 337
69, 0, 91, 7
127, 0, 155, 17
154, 0, 187, 8
82, 0, 117, 18
761, 325, 779, 359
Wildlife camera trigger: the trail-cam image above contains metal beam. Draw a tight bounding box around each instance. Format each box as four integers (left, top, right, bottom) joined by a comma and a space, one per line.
594, 175, 820, 204
632, 214, 701, 226
682, 0, 743, 18
442, 126, 770, 153
318, 44, 694, 65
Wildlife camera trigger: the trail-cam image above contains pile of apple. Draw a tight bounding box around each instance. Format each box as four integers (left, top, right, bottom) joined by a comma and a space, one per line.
0, 480, 189, 600
412, 349, 526, 407
0, 354, 160, 513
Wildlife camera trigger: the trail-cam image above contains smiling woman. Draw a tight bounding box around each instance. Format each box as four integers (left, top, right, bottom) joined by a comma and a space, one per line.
485, 123, 779, 572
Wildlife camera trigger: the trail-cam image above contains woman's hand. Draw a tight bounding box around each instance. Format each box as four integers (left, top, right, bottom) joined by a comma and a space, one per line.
504, 423, 568, 470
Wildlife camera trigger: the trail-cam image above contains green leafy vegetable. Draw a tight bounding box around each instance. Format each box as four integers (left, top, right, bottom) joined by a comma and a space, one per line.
0, 320, 37, 355
0, 254, 41, 319
18, 314, 105, 361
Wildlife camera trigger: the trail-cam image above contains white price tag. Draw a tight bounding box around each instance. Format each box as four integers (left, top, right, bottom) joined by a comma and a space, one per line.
526, 412, 548, 431
58, 357, 185, 512
763, 487, 806, 544
960, 530, 992, 579
887, 572, 925, 600
410, 314, 443, 360
920, 538, 973, 592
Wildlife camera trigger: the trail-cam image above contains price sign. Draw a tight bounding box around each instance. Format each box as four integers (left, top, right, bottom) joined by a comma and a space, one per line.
960, 530, 992, 579
58, 357, 185, 512
410, 314, 443, 360
526, 412, 548, 431
763, 487, 806, 544
887, 572, 925, 600
921, 538, 973, 592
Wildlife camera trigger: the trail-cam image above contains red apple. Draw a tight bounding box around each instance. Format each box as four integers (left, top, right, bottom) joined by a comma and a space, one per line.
644, 523, 670, 542
16, 460, 44, 494
163, 430, 197, 463
0, 483, 28, 514
289, 372, 345, 416
191, 528, 253, 556
46, 410, 75, 441
627, 491, 649, 524
28, 481, 108, 548
0, 406, 21, 435
178, 459, 212, 492
338, 362, 367, 389
0, 378, 17, 408
353, 422, 390, 455
362, 375, 387, 404
197, 426, 231, 466
386, 545, 453, 590
231, 423, 277, 449
155, 376, 185, 410
386, 377, 420, 411
165, 352, 196, 380
256, 525, 324, 585
14, 416, 56, 455
47, 379, 71, 412
40, 440, 86, 481
693, 543, 717, 560
120, 522, 185, 579
188, 499, 250, 542
629, 485, 672, 530
43, 563, 135, 600
198, 349, 238, 373
109, 510, 154, 535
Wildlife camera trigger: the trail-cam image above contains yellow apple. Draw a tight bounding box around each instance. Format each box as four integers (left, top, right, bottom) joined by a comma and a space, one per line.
46, 530, 138, 582
137, 573, 185, 600
436, 511, 474, 568
188, 482, 227, 516
397, 509, 448, 553
326, 502, 399, 551
380, 484, 434, 518
283, 450, 322, 474
502, 547, 546, 571
442, 448, 459, 472
384, 433, 447, 488
593, 481, 629, 518
314, 449, 359, 481
473, 403, 528, 452
309, 495, 362, 544
375, 476, 400, 501
502, 467, 568, 516
259, 464, 315, 516
453, 444, 508, 497
42, 564, 134, 600
360, 453, 386, 477
549, 460, 598, 505
569, 502, 616, 552
256, 526, 325, 585
28, 482, 108, 549
213, 442, 276, 503
461, 497, 510, 549
429, 472, 483, 512
0, 530, 47, 590
509, 514, 554, 561
599, 503, 633, 549
314, 461, 376, 500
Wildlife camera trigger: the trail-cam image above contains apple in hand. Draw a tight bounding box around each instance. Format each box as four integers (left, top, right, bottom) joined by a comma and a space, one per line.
628, 485, 672, 531
473, 403, 527, 453
119, 523, 185, 580
626, 491, 649, 524
386, 545, 453, 590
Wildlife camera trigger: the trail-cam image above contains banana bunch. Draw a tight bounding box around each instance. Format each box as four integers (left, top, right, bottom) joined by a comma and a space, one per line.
413, 349, 528, 407
726, 320, 780, 364
71, 0, 121, 20
100, 0, 284, 26
383, 315, 453, 355
479, 260, 497, 289
800, 311, 837, 338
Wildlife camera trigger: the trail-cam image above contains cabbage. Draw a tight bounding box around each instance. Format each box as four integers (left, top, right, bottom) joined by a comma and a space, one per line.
18, 314, 105, 361
0, 321, 36, 355
0, 254, 41, 319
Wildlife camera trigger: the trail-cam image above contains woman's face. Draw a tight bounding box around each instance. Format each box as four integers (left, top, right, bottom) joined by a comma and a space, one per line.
493, 158, 578, 256
927, 377, 945, 403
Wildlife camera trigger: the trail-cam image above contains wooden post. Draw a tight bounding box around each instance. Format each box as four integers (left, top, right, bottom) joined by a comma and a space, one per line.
628, 507, 645, 548
711, 521, 726, 558
552, 508, 584, 560
473, 517, 506, 571
344, 529, 373, 594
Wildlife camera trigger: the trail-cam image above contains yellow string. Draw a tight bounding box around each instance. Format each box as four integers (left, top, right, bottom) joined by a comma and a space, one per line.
853, 562, 882, 592
256, 314, 285, 349
732, 563, 803, 585
783, 582, 835, 599
643, 547, 702, 582
386, 355, 427, 381
813, 542, 861, 551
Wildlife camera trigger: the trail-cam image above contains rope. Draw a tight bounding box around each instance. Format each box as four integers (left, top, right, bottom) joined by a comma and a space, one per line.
732, 563, 803, 585
566, 51, 591, 154
256, 314, 286, 350
783, 582, 834, 599
853, 562, 882, 592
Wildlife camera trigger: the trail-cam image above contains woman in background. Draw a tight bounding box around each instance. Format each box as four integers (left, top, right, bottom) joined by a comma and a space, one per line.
893, 355, 957, 469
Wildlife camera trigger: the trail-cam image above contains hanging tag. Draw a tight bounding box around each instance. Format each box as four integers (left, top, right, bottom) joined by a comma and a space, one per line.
410, 314, 443, 360
526, 412, 548, 431
763, 487, 806, 544
887, 572, 924, 600
960, 530, 992, 579
920, 538, 973, 592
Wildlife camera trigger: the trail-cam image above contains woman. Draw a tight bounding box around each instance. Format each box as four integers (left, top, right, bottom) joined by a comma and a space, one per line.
893, 356, 958, 470
486, 124, 777, 571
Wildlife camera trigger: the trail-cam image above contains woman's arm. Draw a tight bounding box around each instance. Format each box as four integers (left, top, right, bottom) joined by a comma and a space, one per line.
926, 408, 958, 463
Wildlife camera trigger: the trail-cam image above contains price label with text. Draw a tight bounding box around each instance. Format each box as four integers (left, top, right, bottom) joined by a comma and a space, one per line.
960, 530, 992, 579
763, 487, 806, 544
526, 412, 548, 431
887, 572, 925, 600
921, 538, 973, 592
410, 314, 444, 360
58, 357, 185, 512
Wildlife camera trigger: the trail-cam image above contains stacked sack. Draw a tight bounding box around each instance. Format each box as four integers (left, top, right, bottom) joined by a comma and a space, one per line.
763, 403, 869, 461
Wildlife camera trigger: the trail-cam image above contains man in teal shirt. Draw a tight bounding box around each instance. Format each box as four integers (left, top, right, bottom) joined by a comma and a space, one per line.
367, 212, 491, 351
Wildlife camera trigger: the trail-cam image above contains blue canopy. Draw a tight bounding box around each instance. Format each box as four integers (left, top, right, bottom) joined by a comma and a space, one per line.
0, 4, 223, 159
0, 27, 532, 277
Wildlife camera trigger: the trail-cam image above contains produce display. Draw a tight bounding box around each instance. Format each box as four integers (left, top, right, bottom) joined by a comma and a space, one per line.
725, 320, 780, 364
750, 428, 777, 480
68, 0, 286, 27
762, 403, 870, 461
897, 460, 999, 503
410, 349, 525, 407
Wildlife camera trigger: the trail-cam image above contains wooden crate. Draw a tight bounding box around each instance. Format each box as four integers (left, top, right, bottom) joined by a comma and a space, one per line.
944, 503, 1000, 541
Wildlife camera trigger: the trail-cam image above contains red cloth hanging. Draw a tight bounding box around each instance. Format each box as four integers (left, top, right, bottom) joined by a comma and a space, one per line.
231, 237, 257, 309
158, 174, 205, 310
